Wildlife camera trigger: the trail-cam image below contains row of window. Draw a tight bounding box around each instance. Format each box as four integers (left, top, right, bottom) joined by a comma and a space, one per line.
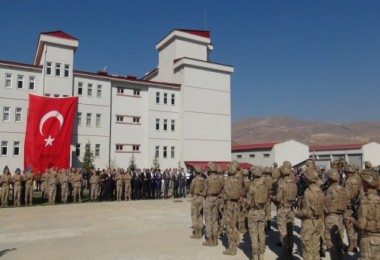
2, 107, 23, 122
116, 115, 140, 124
4, 73, 36, 90
156, 118, 175, 131
1, 141, 20, 156
46, 62, 70, 78
78, 82, 102, 98
156, 92, 175, 105
77, 112, 102, 127
155, 145, 175, 159
115, 144, 140, 152
75, 144, 100, 157
236, 153, 270, 159
117, 87, 140, 96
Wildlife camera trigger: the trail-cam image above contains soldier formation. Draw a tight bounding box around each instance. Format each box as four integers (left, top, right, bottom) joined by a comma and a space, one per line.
189, 160, 380, 260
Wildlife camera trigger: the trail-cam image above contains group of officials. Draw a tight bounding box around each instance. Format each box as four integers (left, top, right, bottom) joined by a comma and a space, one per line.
189, 160, 380, 260
0, 166, 192, 207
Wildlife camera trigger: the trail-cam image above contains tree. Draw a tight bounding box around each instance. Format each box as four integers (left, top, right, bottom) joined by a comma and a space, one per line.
128, 154, 137, 170
152, 156, 160, 170
82, 142, 94, 171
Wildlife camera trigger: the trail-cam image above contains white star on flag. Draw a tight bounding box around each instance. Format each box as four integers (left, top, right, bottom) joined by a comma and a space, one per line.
44, 135, 55, 147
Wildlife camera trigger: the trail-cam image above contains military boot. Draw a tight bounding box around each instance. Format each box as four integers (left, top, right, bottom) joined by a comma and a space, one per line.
223, 245, 237, 255
202, 237, 213, 246
212, 236, 218, 246
196, 229, 202, 239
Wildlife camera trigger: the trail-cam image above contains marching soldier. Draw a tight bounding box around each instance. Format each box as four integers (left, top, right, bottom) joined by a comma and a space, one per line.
59, 169, 70, 203
24, 168, 34, 206
0, 166, 11, 207
11, 168, 24, 207
41, 169, 50, 201
238, 169, 251, 234
72, 169, 82, 203
263, 166, 273, 231
89, 168, 99, 202
189, 166, 205, 239
48, 169, 58, 205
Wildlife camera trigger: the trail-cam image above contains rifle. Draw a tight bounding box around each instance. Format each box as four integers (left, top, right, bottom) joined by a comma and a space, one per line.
336, 193, 361, 234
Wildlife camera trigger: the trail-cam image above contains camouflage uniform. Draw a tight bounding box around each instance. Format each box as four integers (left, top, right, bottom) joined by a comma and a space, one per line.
0, 167, 11, 207
72, 171, 82, 203
114, 170, 124, 201
11, 169, 23, 207
59, 171, 69, 203
89, 170, 99, 202
48, 172, 58, 205
24, 171, 34, 206
124, 170, 132, 200
189, 166, 205, 239
41, 171, 50, 200
202, 162, 223, 247
237, 169, 250, 234
263, 167, 273, 231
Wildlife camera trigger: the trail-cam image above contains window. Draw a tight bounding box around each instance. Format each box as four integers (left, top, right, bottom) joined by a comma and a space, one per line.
55, 63, 61, 76
1, 141, 8, 156
117, 87, 124, 94
156, 92, 160, 104
78, 82, 83, 95
116, 145, 123, 151
97, 85, 102, 98
3, 107, 10, 122
64, 64, 70, 77
249, 154, 255, 158
156, 118, 160, 130
46, 62, 52, 75
133, 145, 139, 151
163, 119, 168, 131
17, 75, 24, 89
171, 94, 175, 105
155, 146, 159, 158
13, 141, 20, 156
133, 89, 140, 96
263, 154, 270, 158
54, 94, 60, 97
171, 120, 175, 131
133, 117, 140, 123
29, 76, 35, 90
237, 155, 242, 159
95, 144, 100, 157
77, 112, 82, 126
163, 93, 168, 104
163, 146, 167, 158
96, 114, 101, 127
86, 113, 91, 127
171, 146, 175, 159
87, 84, 92, 96
116, 116, 124, 122
75, 144, 81, 157
5, 74, 12, 88
15, 108, 22, 122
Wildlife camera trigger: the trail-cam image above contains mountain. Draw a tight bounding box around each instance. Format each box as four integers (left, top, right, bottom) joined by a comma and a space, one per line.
232, 116, 380, 146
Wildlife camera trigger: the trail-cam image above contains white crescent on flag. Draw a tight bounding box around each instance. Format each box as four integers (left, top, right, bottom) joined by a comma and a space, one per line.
39, 110, 64, 147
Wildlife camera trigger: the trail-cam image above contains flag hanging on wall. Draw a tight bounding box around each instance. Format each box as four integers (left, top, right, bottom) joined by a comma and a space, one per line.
24, 94, 78, 173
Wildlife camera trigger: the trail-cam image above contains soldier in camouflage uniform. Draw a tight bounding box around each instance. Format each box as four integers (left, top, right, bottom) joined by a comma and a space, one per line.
48, 169, 58, 205
89, 168, 99, 202
347, 167, 380, 260
202, 162, 223, 247
240, 166, 269, 260
41, 169, 50, 201
190, 166, 205, 239
0, 166, 11, 207
114, 169, 124, 201
72, 169, 82, 203
59, 169, 70, 203
238, 169, 250, 233
222, 162, 244, 255
263, 167, 273, 231
24, 169, 34, 206
124, 169, 132, 200
294, 167, 325, 259
11, 168, 24, 207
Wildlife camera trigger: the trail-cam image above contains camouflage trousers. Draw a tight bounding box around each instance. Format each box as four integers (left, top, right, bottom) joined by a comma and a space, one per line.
277, 206, 295, 259
90, 185, 98, 201
301, 217, 323, 260
204, 196, 220, 239
48, 186, 56, 204
248, 208, 266, 255
124, 183, 131, 200
344, 210, 358, 250
25, 184, 33, 205
324, 214, 344, 260
360, 234, 380, 260
265, 201, 272, 221
191, 195, 204, 231
1, 186, 9, 207
116, 184, 123, 201
238, 204, 247, 232
61, 183, 68, 203
14, 185, 22, 206
225, 201, 240, 248
73, 186, 81, 202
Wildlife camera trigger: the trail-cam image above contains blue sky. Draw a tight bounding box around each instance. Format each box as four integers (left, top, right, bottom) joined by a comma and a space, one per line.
1, 1, 380, 123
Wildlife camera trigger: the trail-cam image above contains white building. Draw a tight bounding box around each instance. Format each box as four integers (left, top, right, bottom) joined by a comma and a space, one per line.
231, 140, 310, 167
0, 29, 234, 171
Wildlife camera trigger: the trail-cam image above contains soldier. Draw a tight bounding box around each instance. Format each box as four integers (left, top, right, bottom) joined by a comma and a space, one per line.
190, 165, 205, 239
294, 167, 325, 259
59, 169, 70, 203
41, 169, 50, 201
324, 168, 348, 260
346, 168, 380, 260
24, 168, 34, 206
11, 168, 23, 207
272, 162, 281, 181
163, 169, 171, 199
222, 162, 244, 255
0, 166, 11, 207
202, 162, 223, 247
240, 166, 269, 260
72, 169, 82, 203
124, 169, 132, 200
238, 169, 251, 233
48, 169, 58, 205
343, 165, 360, 253
114, 169, 124, 201
262, 166, 273, 231
89, 168, 99, 202
271, 164, 297, 259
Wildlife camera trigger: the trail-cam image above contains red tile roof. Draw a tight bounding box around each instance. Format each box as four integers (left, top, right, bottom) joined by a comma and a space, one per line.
231, 142, 278, 151
309, 144, 363, 151
0, 59, 42, 70
40, 31, 78, 41
178, 29, 210, 39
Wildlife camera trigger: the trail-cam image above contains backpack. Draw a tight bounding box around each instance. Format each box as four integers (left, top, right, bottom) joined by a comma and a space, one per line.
193, 177, 205, 195
285, 178, 297, 203
311, 187, 325, 217
336, 185, 348, 213
367, 197, 380, 232
227, 177, 242, 200
208, 175, 221, 195
254, 179, 269, 206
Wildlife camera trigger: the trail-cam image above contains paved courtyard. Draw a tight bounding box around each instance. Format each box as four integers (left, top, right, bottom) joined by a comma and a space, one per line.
0, 199, 359, 260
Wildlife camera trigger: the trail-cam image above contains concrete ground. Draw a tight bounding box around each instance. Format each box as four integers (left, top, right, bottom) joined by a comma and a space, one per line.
0, 199, 360, 260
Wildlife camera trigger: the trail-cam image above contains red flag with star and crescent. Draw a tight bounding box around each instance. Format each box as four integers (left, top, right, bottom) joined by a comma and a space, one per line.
24, 94, 78, 173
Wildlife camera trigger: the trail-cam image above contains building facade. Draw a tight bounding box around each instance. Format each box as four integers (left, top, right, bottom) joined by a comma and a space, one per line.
0, 29, 234, 171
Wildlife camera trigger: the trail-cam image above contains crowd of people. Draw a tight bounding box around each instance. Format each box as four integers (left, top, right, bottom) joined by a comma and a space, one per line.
189, 160, 380, 260
0, 166, 194, 207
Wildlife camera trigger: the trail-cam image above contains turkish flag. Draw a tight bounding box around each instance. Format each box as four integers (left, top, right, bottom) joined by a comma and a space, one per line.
24, 94, 78, 173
